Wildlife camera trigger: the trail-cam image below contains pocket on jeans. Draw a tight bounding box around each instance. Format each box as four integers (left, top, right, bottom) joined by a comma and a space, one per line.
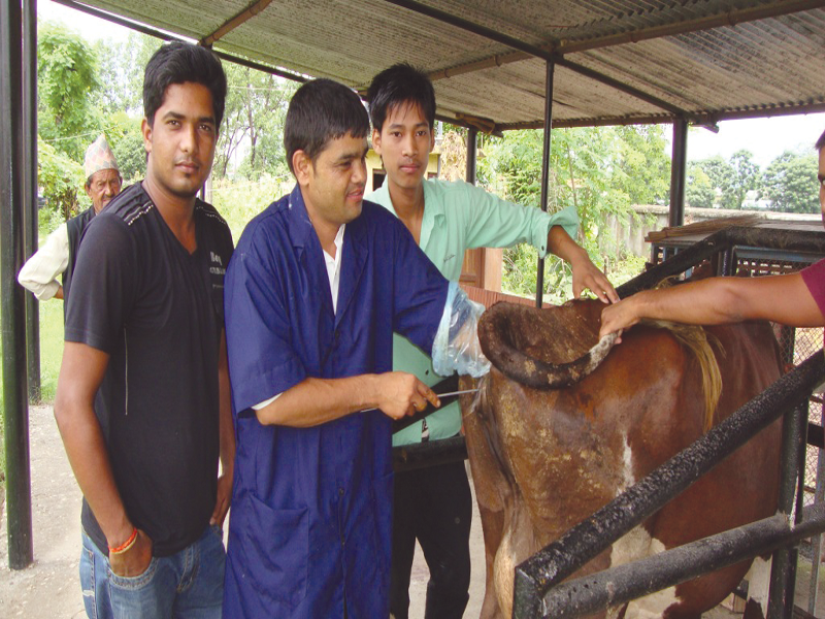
107, 557, 159, 591
237, 494, 308, 610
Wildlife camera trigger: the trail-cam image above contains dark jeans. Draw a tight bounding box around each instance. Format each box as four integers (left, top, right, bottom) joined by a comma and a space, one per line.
390, 459, 472, 619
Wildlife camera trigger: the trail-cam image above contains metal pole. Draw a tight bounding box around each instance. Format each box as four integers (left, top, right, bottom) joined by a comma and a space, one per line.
465, 127, 477, 185
768, 399, 808, 619
669, 118, 688, 228
808, 430, 824, 614
536, 60, 554, 309
542, 503, 825, 619
1, 0, 34, 569
23, 0, 40, 403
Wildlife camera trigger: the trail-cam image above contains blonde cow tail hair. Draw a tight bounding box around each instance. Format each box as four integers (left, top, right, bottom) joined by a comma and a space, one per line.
645, 277, 724, 434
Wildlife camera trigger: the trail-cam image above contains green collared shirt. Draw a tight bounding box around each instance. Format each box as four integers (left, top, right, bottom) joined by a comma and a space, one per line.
367, 178, 579, 446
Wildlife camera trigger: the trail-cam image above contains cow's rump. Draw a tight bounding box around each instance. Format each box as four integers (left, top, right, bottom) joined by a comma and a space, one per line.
462, 299, 783, 619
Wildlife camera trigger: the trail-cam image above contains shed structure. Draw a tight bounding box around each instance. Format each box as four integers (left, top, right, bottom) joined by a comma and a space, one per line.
3, 0, 825, 580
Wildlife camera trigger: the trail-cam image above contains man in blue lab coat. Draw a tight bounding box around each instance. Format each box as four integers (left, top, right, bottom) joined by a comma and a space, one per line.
222, 78, 488, 618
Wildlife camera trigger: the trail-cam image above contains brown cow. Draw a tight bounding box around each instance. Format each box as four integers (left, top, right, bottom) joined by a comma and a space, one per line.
461, 298, 783, 619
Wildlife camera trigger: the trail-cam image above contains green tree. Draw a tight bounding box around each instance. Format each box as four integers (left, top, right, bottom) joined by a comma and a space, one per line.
686, 163, 715, 208
691, 156, 734, 209
611, 125, 670, 205
106, 111, 146, 182
762, 151, 819, 213
726, 149, 761, 209
216, 64, 296, 179
37, 21, 101, 160
479, 126, 657, 302
94, 33, 160, 116
37, 135, 86, 221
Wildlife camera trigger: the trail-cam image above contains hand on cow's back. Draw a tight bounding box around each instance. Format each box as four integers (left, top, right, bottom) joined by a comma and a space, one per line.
371, 371, 440, 420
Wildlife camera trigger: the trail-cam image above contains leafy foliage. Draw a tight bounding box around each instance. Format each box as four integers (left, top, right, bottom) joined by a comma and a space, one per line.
612, 125, 670, 206
727, 150, 761, 209
37, 135, 86, 221
477, 125, 670, 301
106, 112, 146, 182
93, 33, 159, 116
210, 176, 295, 241
37, 21, 101, 160
690, 156, 733, 209
686, 163, 715, 208
216, 64, 296, 180
762, 151, 820, 213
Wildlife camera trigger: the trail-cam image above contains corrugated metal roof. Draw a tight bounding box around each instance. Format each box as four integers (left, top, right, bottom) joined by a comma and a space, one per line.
57, 0, 825, 131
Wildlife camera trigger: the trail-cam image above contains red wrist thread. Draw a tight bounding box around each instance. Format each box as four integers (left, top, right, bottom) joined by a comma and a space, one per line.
108, 527, 138, 555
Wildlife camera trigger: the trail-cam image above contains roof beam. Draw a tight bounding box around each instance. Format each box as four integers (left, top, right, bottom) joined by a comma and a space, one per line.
558, 0, 825, 55
556, 57, 689, 118
495, 101, 825, 131
429, 0, 825, 83
379, 0, 693, 119
200, 0, 272, 47
379, 0, 554, 62
52, 0, 309, 84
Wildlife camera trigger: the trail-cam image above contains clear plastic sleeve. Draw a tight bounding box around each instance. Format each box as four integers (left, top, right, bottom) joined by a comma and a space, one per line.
431, 282, 491, 378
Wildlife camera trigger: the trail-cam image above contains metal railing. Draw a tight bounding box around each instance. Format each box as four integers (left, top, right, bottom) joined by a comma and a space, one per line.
513, 351, 825, 618
513, 225, 825, 618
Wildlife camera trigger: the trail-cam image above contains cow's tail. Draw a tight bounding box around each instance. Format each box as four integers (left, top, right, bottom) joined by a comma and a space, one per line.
647, 319, 723, 433
646, 277, 724, 433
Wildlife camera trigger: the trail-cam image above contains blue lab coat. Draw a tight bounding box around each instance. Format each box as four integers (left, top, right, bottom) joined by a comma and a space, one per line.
223, 185, 449, 618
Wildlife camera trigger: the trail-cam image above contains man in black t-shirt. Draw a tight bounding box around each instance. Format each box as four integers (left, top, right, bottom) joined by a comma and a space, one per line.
54, 42, 234, 619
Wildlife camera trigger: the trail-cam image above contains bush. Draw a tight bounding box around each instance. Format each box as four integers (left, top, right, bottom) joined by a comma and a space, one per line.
210, 175, 294, 241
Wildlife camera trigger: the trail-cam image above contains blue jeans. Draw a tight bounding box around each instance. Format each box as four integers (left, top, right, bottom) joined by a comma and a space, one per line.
80, 524, 225, 619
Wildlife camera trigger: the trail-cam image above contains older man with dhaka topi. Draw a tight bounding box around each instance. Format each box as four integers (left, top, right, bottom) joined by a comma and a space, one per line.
54, 42, 235, 619
18, 134, 122, 308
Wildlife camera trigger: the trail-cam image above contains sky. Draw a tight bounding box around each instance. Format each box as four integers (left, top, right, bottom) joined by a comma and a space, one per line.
684, 115, 824, 168
39, 0, 825, 169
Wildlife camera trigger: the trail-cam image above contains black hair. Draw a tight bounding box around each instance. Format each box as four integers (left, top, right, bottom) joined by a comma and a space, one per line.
366, 63, 436, 133
284, 79, 370, 174
143, 42, 227, 129
817, 128, 825, 151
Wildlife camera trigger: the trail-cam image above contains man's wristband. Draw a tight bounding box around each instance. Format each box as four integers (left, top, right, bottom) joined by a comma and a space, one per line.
108, 527, 138, 555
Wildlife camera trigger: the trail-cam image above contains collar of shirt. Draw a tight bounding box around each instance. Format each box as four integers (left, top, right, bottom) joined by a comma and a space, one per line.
323, 224, 346, 314
419, 181, 447, 251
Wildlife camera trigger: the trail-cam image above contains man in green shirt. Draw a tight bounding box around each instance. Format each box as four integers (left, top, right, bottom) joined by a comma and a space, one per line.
365, 63, 618, 619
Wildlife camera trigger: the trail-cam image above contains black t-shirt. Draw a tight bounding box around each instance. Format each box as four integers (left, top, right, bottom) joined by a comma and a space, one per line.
62, 206, 96, 321
65, 182, 234, 556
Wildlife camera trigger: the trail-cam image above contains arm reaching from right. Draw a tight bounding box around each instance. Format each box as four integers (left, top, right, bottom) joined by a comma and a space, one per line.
599, 271, 824, 342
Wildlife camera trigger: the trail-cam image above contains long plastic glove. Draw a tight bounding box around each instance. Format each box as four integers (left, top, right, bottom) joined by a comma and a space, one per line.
431, 282, 491, 378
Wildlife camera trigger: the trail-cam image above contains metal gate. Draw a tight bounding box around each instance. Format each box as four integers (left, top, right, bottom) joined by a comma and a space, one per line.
513, 226, 825, 619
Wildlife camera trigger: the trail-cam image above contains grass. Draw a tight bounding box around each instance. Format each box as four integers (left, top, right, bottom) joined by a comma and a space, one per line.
38, 297, 66, 403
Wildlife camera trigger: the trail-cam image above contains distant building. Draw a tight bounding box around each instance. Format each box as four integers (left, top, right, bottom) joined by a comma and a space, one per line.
741, 189, 772, 210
